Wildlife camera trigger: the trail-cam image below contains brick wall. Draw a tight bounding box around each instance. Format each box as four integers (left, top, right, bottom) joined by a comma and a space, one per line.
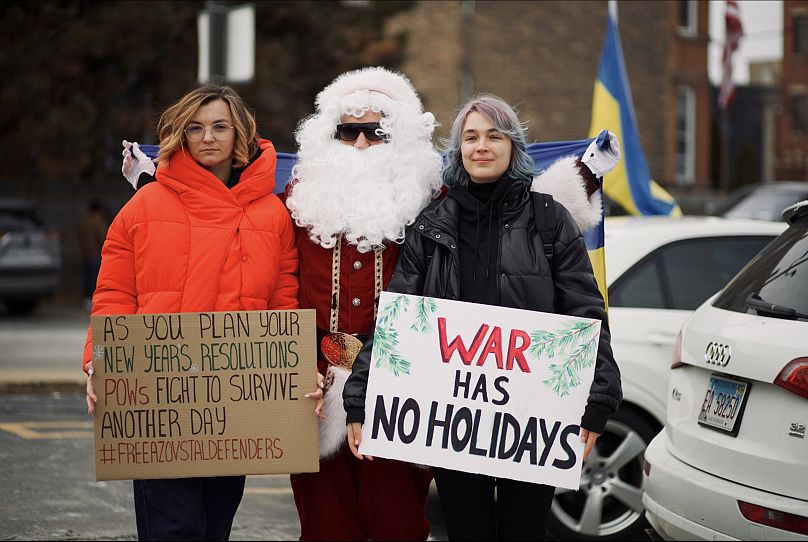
385, 1, 463, 143
388, 0, 676, 181
777, 0, 808, 180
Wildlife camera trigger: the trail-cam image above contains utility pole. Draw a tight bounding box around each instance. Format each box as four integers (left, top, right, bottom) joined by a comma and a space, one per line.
207, 1, 227, 83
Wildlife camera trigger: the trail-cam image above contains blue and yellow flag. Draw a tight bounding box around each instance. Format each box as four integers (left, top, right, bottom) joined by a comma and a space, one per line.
589, 9, 681, 217
527, 137, 609, 306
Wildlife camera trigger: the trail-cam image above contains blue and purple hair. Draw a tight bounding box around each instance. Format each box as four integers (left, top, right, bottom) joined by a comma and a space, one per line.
442, 95, 536, 187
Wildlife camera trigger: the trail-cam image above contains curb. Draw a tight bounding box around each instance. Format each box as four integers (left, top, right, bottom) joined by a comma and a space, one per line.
0, 381, 85, 394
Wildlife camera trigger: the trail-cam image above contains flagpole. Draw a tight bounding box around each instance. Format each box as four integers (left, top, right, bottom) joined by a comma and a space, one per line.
719, 0, 743, 194
721, 102, 731, 193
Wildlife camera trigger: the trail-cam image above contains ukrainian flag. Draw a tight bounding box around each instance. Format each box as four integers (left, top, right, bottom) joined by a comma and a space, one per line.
589, 7, 681, 217
583, 187, 608, 307
528, 135, 610, 306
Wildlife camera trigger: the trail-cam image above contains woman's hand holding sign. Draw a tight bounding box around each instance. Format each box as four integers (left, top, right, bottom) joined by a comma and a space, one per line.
304, 372, 326, 420
580, 428, 600, 462
347, 423, 373, 461
85, 363, 97, 415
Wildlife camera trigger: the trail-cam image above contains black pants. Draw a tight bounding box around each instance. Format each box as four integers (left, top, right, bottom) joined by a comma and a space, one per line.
433, 467, 555, 541
133, 476, 246, 541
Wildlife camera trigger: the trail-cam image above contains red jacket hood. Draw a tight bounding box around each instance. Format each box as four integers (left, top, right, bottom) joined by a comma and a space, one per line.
155, 138, 277, 207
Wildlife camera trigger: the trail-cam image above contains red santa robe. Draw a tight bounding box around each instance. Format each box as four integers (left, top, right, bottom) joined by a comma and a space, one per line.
288, 228, 432, 541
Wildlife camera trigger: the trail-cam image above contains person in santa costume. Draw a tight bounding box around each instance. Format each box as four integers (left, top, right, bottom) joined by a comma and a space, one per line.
284, 66, 444, 541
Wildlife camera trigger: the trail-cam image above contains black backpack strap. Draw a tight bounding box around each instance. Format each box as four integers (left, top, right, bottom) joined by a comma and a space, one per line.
531, 192, 556, 268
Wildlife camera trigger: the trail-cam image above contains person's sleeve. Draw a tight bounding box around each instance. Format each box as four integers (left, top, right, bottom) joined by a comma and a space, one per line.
267, 210, 299, 310
136, 172, 156, 189
343, 225, 429, 424
551, 203, 622, 434
81, 211, 138, 373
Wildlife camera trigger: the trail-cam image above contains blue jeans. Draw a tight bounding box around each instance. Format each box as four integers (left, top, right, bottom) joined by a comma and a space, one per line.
133, 476, 245, 540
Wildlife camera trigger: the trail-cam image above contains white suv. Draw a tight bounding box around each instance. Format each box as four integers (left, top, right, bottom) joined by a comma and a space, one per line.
643, 201, 808, 540
548, 216, 786, 540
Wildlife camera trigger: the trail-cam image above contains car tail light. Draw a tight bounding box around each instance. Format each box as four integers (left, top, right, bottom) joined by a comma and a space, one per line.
643, 459, 651, 477
774, 357, 808, 400
738, 501, 808, 535
670, 330, 684, 369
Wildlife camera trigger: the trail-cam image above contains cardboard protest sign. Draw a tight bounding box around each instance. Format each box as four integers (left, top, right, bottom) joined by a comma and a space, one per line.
360, 293, 601, 490
91, 310, 319, 481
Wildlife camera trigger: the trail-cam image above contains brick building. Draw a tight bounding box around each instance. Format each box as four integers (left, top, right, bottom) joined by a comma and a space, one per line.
776, 0, 808, 180
385, 0, 713, 192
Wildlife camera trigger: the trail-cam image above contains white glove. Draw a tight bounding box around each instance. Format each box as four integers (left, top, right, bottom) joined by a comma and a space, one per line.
581, 130, 621, 177
121, 140, 156, 190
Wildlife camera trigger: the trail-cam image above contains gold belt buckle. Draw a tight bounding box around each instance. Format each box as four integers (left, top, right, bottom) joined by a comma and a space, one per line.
321, 332, 363, 369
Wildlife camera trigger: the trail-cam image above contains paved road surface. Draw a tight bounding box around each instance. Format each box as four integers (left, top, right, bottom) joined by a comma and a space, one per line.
0, 301, 88, 388
0, 302, 650, 541
0, 302, 448, 540
0, 392, 448, 540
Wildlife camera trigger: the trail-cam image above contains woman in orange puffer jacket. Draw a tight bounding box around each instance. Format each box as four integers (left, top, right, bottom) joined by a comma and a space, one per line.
82, 85, 298, 541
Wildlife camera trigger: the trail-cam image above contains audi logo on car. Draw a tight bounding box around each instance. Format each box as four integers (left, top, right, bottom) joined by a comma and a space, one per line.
705, 341, 731, 367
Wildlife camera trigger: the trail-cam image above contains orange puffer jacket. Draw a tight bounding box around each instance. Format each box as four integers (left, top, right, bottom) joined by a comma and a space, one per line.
82, 139, 298, 370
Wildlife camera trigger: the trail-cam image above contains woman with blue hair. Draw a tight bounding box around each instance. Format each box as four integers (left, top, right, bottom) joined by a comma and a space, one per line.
343, 95, 621, 540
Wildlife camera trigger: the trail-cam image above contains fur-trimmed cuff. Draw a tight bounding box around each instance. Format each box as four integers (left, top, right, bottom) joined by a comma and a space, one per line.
531, 156, 603, 232
319, 365, 351, 459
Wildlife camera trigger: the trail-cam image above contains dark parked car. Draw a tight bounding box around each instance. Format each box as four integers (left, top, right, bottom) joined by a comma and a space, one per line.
0, 199, 62, 314
711, 181, 808, 221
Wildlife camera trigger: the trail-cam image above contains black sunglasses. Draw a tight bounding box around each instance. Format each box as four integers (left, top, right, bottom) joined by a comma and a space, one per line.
335, 122, 387, 142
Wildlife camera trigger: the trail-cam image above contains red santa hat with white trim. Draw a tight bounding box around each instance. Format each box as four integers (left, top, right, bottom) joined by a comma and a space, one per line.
314, 66, 424, 113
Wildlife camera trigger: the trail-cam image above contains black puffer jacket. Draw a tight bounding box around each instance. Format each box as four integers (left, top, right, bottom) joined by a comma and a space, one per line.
344, 178, 622, 434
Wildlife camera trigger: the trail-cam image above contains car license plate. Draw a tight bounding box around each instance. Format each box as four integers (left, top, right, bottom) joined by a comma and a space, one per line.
698, 375, 750, 436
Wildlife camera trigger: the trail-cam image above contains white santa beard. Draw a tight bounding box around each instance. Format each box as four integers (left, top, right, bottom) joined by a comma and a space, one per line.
287, 139, 443, 253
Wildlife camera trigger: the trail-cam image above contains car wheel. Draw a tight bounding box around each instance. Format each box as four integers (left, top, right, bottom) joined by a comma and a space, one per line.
4, 297, 41, 316
546, 406, 659, 540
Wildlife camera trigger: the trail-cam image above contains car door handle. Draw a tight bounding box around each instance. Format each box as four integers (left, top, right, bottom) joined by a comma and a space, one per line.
646, 332, 677, 346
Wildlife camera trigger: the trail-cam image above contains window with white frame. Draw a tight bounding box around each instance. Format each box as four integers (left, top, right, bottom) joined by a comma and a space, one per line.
678, 0, 697, 37
675, 86, 696, 185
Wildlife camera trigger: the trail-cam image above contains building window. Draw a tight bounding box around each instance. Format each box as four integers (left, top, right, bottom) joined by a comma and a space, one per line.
792, 94, 806, 133
676, 86, 696, 185
678, 0, 697, 36
795, 14, 806, 55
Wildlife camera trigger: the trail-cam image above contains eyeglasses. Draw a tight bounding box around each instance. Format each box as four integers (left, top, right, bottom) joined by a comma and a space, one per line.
334, 122, 387, 142
184, 122, 234, 142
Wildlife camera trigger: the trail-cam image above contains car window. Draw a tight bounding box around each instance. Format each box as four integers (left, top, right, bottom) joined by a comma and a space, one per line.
0, 209, 42, 232
714, 223, 808, 316
661, 237, 775, 310
610, 257, 666, 308
610, 236, 776, 310
724, 187, 808, 221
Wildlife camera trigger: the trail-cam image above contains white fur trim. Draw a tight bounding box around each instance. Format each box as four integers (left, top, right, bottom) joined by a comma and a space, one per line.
316, 67, 423, 113
319, 365, 351, 458
531, 156, 603, 232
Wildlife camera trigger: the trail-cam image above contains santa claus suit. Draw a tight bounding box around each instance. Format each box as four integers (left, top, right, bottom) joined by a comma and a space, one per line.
288, 234, 433, 540
284, 67, 444, 541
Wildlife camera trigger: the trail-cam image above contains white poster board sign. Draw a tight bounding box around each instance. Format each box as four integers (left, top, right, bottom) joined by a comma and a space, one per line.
360, 293, 601, 490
